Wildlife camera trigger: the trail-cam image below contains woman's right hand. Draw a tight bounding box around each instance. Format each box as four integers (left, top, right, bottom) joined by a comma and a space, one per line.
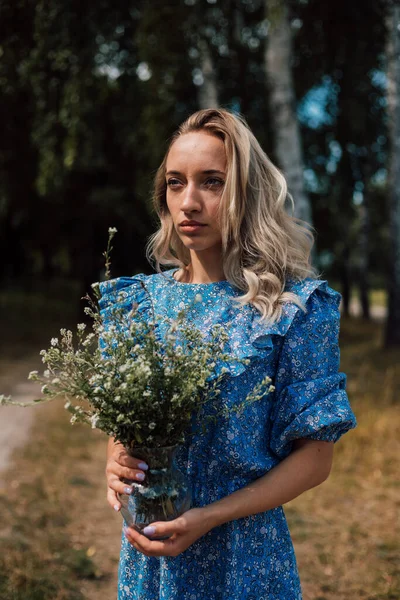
106, 439, 149, 511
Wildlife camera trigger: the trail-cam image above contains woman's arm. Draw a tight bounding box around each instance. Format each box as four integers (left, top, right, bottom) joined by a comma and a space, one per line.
124, 438, 333, 557
205, 438, 333, 526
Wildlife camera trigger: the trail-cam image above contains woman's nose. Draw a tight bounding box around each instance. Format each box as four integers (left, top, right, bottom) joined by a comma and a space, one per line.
180, 182, 202, 211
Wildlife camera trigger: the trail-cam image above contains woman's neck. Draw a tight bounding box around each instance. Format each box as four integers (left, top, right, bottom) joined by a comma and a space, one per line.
178, 261, 226, 284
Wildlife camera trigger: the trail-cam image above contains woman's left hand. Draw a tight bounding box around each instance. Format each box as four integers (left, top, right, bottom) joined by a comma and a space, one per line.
124, 507, 215, 557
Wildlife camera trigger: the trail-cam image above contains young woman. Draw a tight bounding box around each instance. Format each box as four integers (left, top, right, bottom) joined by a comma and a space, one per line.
99, 108, 357, 599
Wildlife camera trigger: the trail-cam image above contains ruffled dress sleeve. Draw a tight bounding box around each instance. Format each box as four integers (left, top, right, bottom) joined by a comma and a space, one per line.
269, 281, 357, 459
97, 274, 151, 358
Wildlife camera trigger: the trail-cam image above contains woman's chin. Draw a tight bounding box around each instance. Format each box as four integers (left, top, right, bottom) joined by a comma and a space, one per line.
178, 237, 222, 253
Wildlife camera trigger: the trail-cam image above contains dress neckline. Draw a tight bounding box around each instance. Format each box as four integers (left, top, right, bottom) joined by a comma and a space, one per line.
165, 268, 232, 288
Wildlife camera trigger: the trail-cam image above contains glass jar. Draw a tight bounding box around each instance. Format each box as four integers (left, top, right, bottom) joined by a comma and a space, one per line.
118, 445, 191, 540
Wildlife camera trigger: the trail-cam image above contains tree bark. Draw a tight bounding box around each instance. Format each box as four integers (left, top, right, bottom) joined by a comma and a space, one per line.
264, 0, 312, 226
385, 3, 400, 346
340, 243, 352, 318
358, 199, 371, 320
198, 39, 219, 109
356, 160, 372, 320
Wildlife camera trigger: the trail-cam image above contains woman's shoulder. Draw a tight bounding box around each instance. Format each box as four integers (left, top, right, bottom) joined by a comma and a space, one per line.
277, 276, 342, 337
96, 270, 179, 318
97, 272, 154, 320
284, 274, 340, 301
260, 276, 341, 342
284, 275, 341, 312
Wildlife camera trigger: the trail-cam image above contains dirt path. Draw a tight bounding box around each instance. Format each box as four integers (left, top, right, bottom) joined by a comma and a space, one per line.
0, 363, 121, 599
69, 429, 121, 600
0, 355, 43, 475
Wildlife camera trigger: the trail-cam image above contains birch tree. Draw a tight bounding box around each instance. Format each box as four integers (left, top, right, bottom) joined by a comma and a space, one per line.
385, 2, 400, 346
197, 38, 219, 109
264, 0, 312, 226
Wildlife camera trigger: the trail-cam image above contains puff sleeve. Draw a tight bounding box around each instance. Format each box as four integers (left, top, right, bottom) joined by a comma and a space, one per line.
269, 285, 357, 459
97, 274, 150, 359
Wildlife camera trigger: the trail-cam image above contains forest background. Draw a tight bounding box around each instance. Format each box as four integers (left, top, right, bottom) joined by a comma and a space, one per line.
1, 0, 397, 321
0, 1, 399, 599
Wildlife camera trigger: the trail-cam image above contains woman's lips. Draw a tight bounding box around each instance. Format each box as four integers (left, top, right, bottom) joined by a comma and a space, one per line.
179, 223, 207, 232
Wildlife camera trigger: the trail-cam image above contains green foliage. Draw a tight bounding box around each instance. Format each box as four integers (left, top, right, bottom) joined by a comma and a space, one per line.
0, 0, 393, 299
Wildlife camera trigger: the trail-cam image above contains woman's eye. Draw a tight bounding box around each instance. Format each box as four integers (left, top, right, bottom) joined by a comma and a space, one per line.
205, 178, 224, 187
167, 178, 182, 187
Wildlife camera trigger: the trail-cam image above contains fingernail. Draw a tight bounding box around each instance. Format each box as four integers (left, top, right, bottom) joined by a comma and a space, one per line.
124, 486, 132, 495
143, 525, 156, 536
136, 473, 145, 481
138, 462, 148, 470
114, 504, 120, 512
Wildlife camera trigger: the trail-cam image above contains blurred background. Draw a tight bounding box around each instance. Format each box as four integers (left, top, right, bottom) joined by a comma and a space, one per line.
0, 1, 399, 599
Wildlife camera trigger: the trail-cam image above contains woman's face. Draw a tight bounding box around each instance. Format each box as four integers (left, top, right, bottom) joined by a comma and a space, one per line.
165, 131, 226, 253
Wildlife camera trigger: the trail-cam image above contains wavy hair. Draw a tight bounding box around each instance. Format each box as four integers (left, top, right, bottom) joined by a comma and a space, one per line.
146, 108, 318, 323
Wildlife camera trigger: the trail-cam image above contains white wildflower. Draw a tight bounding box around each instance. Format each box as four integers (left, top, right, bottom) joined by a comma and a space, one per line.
90, 413, 99, 429
52, 378, 60, 385
77, 323, 86, 331
82, 333, 95, 346
41, 384, 49, 394
28, 370, 38, 380
51, 338, 58, 346
64, 400, 71, 409
44, 370, 50, 378
148, 422, 156, 430
108, 226, 118, 234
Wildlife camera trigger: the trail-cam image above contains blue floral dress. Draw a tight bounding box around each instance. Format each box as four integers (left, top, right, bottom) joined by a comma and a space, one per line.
98, 269, 357, 600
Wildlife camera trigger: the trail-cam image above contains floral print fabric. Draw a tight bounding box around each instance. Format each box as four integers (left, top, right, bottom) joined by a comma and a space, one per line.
98, 269, 357, 600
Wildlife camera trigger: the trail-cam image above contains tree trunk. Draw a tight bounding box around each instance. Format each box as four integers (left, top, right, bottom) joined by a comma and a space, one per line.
358, 199, 371, 320
357, 160, 372, 320
385, 4, 400, 346
264, 0, 312, 226
340, 243, 351, 318
197, 39, 219, 109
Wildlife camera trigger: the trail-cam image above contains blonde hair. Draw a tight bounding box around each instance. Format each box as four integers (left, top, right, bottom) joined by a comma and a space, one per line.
146, 108, 318, 323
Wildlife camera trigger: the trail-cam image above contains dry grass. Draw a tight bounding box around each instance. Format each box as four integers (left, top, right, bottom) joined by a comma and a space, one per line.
0, 315, 399, 599
0, 402, 120, 600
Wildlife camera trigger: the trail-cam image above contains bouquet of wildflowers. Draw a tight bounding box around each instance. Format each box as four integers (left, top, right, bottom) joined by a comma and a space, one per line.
0, 229, 275, 451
